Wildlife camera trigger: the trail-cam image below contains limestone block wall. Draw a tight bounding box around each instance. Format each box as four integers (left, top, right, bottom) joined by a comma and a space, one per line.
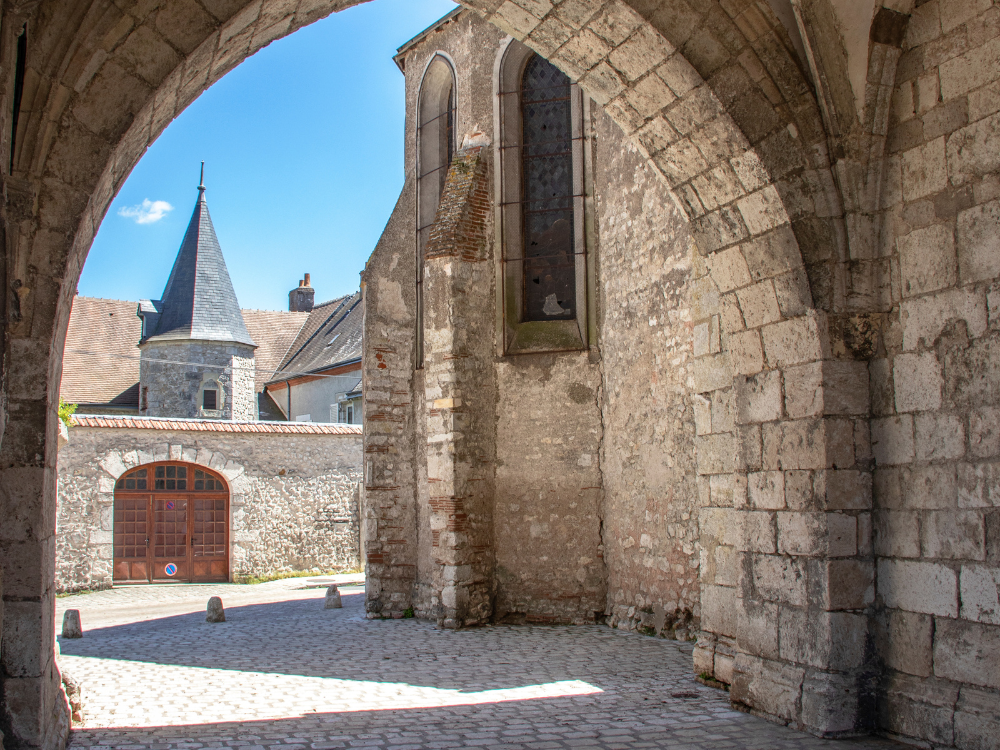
494, 353, 606, 624
55, 421, 362, 593
593, 108, 700, 636
873, 2, 1000, 746
139, 340, 257, 420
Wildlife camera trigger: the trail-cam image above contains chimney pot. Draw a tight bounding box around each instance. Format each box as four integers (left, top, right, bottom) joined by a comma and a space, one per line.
289, 275, 315, 312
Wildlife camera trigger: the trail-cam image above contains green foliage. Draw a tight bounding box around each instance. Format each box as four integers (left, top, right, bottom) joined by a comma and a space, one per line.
403, 607, 415, 619
58, 399, 77, 428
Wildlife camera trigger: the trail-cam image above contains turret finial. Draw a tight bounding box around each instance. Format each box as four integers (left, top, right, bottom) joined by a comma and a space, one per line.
198, 161, 206, 194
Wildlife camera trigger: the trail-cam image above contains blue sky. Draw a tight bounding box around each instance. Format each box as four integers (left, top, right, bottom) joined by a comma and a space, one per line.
78, 0, 459, 311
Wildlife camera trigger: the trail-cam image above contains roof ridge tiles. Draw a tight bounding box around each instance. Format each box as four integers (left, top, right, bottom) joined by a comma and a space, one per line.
73, 296, 138, 304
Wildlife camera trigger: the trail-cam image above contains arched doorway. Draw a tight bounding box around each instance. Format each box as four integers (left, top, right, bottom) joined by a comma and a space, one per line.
113, 462, 230, 584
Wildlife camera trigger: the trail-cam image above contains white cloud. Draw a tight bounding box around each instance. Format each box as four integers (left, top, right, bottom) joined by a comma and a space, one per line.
118, 199, 173, 224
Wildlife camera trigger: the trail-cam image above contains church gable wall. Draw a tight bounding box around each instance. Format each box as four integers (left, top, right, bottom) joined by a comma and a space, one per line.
56, 425, 362, 593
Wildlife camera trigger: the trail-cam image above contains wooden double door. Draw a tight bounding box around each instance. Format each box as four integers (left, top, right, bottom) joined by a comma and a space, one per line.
113, 462, 230, 583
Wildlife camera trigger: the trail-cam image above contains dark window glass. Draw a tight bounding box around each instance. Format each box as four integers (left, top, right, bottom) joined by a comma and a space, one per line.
178, 467, 186, 478
195, 470, 204, 479
520, 55, 575, 322
155, 479, 165, 490
155, 466, 165, 479
10, 26, 26, 174
166, 479, 175, 490
203, 389, 218, 410
177, 480, 186, 490
125, 478, 135, 489
166, 466, 176, 478
136, 479, 147, 490
446, 87, 455, 172
195, 480, 204, 490
136, 469, 147, 478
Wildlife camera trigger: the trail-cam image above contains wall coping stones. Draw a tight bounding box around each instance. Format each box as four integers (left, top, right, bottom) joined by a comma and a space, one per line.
69, 415, 362, 435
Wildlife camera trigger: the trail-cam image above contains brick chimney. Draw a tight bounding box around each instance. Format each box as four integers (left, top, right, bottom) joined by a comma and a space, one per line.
289, 274, 315, 312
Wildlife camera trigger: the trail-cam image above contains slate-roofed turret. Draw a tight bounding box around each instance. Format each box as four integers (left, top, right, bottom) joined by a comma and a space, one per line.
140, 170, 255, 347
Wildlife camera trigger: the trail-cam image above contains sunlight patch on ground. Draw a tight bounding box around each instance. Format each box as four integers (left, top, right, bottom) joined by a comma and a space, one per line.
61, 655, 602, 728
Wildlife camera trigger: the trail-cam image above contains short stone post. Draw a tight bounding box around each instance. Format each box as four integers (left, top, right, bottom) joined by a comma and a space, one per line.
62, 610, 82, 639
324, 585, 342, 609
206, 596, 225, 622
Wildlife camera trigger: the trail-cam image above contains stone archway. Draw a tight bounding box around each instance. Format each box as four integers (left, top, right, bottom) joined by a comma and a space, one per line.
98, 446, 245, 584
0, 0, 858, 747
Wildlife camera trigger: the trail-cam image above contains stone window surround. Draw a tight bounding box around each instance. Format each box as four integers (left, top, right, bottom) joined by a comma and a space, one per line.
493, 37, 596, 355
198, 372, 225, 419
416, 51, 458, 370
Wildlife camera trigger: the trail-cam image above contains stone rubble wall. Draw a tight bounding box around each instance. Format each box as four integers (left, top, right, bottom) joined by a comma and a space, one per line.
139, 340, 257, 420
56, 426, 362, 593
872, 2, 1000, 746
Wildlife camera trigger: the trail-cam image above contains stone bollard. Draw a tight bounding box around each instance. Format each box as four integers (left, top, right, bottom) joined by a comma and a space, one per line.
324, 585, 342, 609
62, 610, 83, 639
206, 596, 226, 623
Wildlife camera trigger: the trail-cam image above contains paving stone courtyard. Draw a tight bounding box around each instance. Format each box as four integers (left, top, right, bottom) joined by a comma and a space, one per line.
56, 580, 903, 750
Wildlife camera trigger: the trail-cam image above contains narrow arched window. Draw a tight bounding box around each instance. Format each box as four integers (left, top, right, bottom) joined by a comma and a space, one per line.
497, 42, 590, 354
416, 54, 457, 368
520, 56, 575, 321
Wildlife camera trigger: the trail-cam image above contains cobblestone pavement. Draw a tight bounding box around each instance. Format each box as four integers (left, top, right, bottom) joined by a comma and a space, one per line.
58, 580, 902, 749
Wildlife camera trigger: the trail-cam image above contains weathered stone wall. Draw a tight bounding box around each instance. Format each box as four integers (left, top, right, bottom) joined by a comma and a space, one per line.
494, 351, 606, 624
56, 424, 362, 593
872, 3, 1000, 746
139, 340, 257, 420
593, 108, 699, 637
6, 0, 1000, 746
362, 180, 420, 620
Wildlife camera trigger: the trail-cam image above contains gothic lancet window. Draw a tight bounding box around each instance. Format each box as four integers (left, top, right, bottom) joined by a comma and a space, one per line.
415, 54, 457, 368
520, 56, 575, 321
497, 42, 590, 354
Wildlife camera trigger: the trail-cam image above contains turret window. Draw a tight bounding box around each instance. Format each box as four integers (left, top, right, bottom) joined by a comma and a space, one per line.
198, 377, 225, 417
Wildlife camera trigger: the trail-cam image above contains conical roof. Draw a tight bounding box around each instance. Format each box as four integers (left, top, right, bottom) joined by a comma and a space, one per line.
142, 179, 255, 347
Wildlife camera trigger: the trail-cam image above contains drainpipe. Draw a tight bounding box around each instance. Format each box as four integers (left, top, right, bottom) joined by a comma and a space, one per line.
287, 380, 292, 421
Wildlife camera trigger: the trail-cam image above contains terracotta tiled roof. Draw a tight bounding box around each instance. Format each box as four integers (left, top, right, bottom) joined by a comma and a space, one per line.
241, 309, 310, 392
60, 297, 142, 407
70, 414, 362, 434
